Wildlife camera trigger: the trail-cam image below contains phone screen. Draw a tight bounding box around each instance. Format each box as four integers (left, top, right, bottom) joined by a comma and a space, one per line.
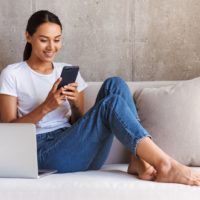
57, 66, 79, 89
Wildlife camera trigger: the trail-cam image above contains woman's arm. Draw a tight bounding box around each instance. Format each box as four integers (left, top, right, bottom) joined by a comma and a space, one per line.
0, 78, 66, 124
0, 94, 47, 123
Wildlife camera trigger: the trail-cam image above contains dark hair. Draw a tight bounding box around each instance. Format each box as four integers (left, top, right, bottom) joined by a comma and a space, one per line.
23, 10, 62, 61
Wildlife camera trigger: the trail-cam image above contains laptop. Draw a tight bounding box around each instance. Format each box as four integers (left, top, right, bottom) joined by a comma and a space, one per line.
0, 123, 57, 178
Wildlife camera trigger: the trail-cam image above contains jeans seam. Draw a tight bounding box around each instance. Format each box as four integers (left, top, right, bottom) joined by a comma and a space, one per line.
112, 107, 151, 155
104, 79, 140, 121
112, 108, 136, 153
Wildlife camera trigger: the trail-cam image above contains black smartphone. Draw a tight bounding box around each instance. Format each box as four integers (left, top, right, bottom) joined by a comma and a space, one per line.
57, 66, 79, 89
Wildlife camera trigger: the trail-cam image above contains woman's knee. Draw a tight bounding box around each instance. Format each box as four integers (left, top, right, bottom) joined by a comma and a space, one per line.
102, 94, 125, 109
103, 76, 126, 86
101, 76, 130, 93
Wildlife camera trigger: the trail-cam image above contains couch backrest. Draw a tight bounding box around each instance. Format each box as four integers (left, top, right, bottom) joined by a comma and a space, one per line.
84, 81, 177, 164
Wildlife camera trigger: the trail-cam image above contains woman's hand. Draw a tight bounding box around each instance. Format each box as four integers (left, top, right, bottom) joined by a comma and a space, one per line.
63, 83, 84, 124
63, 83, 79, 107
43, 80, 84, 124
42, 78, 68, 114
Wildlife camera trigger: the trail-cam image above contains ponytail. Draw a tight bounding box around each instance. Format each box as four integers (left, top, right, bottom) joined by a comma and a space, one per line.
23, 42, 32, 61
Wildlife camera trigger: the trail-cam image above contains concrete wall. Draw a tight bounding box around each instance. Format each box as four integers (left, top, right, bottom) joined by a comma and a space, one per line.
0, 0, 200, 81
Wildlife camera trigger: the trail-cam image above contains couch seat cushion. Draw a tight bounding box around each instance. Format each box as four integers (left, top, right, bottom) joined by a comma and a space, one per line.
0, 164, 200, 200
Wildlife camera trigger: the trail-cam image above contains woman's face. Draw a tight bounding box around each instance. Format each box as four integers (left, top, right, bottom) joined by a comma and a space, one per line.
26, 22, 62, 63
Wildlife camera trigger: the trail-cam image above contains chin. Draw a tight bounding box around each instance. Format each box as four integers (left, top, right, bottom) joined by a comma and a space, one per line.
41, 56, 55, 63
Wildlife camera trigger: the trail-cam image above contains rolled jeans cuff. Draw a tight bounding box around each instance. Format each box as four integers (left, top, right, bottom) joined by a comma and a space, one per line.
134, 135, 152, 157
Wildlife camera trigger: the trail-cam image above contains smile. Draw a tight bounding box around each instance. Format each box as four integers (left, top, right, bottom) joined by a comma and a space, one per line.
44, 52, 55, 57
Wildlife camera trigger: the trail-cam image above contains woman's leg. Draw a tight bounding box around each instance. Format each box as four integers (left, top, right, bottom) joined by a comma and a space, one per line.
88, 77, 141, 169
37, 77, 200, 185
37, 93, 150, 173
89, 77, 155, 171
93, 77, 156, 178
92, 77, 200, 185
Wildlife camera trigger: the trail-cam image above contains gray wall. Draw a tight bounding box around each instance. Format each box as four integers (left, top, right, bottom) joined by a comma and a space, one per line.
1, 0, 200, 81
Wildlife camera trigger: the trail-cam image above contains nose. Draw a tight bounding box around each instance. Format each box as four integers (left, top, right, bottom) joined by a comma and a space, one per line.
47, 41, 54, 50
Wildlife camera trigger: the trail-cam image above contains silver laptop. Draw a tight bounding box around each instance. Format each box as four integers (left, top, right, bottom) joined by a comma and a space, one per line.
0, 123, 57, 178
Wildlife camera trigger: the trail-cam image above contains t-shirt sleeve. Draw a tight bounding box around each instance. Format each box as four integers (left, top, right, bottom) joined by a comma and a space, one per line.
0, 68, 17, 97
76, 71, 88, 92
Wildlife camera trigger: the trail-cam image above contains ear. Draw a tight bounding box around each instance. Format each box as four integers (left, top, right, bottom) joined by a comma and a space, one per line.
25, 32, 31, 43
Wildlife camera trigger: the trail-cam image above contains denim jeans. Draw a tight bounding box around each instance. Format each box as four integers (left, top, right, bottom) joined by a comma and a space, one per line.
36, 77, 151, 173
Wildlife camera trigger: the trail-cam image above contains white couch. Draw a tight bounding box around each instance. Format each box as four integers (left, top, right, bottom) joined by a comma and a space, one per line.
1, 81, 200, 200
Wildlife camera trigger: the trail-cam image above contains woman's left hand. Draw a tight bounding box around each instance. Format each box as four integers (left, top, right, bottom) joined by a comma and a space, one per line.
63, 83, 79, 107
63, 82, 84, 123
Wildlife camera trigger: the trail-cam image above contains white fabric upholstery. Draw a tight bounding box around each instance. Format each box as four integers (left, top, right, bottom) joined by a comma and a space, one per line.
1, 81, 200, 200
1, 164, 200, 200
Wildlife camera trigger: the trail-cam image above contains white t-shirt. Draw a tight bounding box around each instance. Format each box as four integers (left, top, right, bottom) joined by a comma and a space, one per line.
0, 61, 88, 134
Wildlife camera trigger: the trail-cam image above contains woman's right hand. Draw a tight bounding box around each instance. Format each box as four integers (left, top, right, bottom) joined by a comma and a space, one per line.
42, 78, 67, 114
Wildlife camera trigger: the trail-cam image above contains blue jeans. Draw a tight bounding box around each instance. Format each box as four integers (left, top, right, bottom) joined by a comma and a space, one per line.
36, 77, 151, 173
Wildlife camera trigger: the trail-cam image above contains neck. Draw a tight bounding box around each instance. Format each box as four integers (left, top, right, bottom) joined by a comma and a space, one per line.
26, 57, 53, 74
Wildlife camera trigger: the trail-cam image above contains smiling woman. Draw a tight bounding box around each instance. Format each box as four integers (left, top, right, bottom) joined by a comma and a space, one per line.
0, 10, 86, 129
27, 23, 62, 61
0, 10, 200, 186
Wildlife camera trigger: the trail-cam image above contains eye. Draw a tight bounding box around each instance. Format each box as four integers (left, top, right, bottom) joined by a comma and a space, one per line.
54, 39, 61, 43
40, 39, 48, 43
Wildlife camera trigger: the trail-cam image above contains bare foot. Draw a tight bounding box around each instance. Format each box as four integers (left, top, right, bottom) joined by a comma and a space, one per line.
128, 155, 157, 181
156, 159, 200, 186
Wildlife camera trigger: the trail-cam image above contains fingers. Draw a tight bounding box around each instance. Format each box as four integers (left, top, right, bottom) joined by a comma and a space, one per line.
64, 92, 76, 101
62, 89, 77, 100
62, 83, 78, 102
51, 82, 78, 102
51, 77, 62, 93
63, 83, 78, 91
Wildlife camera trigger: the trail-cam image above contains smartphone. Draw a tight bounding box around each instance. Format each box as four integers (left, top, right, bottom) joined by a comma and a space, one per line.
57, 66, 79, 89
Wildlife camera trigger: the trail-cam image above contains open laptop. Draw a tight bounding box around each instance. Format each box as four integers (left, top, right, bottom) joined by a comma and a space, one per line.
0, 123, 57, 178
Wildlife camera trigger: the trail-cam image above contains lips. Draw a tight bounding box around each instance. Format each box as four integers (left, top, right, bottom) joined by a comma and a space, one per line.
44, 51, 55, 58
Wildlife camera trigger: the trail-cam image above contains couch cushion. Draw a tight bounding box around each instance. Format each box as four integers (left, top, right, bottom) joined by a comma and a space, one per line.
134, 77, 200, 166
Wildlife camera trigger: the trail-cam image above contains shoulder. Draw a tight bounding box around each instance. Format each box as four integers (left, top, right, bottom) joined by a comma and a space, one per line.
1, 62, 27, 76
0, 62, 26, 96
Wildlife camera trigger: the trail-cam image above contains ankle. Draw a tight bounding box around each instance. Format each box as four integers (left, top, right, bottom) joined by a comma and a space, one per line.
156, 158, 172, 175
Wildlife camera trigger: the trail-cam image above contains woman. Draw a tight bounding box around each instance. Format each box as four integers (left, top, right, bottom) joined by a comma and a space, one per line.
0, 10, 200, 186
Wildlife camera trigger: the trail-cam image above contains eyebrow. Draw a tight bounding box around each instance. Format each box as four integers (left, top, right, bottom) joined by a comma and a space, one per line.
39, 35, 61, 38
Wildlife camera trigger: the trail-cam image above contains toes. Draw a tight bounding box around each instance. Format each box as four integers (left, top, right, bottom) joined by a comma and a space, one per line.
195, 173, 200, 180
191, 180, 200, 186
153, 169, 157, 176
190, 172, 200, 182
138, 168, 157, 181
139, 174, 155, 181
